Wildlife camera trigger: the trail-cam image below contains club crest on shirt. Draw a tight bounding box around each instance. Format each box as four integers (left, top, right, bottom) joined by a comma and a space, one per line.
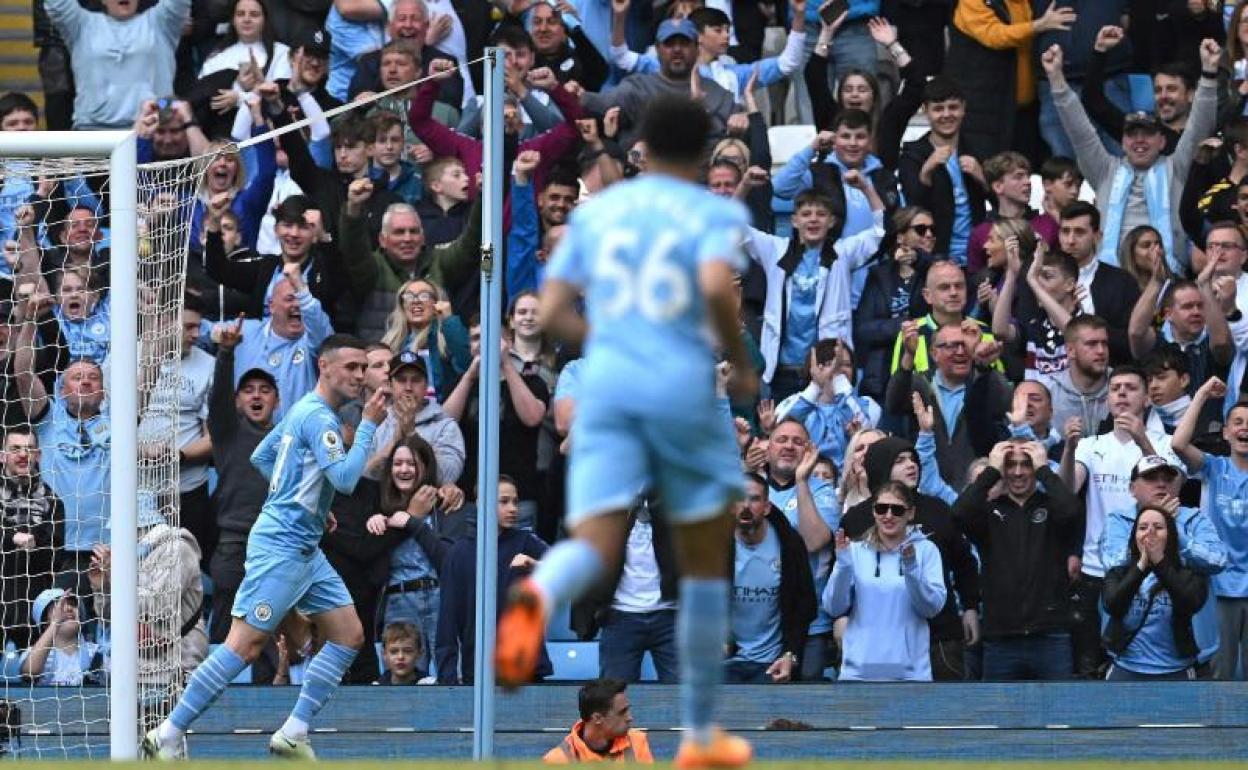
771, 558, 782, 574
292, 348, 306, 365
322, 430, 344, 460
254, 602, 273, 623
1031, 507, 1048, 524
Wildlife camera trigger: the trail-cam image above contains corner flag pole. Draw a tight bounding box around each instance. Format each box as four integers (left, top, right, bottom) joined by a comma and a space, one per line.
472, 46, 505, 761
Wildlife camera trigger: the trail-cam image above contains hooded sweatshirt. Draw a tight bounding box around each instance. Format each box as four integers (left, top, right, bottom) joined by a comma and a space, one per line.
371, 400, 466, 486
1048, 368, 1109, 439
824, 527, 946, 681
840, 436, 982, 643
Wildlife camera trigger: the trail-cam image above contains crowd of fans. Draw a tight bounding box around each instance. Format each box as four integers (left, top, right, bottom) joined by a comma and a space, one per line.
0, 0, 1246, 688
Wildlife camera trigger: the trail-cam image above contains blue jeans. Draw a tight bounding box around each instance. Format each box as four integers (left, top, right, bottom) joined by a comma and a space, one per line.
598, 609, 678, 683
792, 22, 879, 125
1037, 75, 1134, 159
1105, 662, 1195, 681
981, 633, 1073, 681
383, 586, 440, 678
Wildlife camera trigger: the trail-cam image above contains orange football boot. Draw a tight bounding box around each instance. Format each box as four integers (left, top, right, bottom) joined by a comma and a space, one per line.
673, 728, 753, 769
494, 578, 547, 689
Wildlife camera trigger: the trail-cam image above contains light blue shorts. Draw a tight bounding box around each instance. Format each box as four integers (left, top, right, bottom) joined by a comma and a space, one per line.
565, 401, 743, 528
231, 545, 353, 633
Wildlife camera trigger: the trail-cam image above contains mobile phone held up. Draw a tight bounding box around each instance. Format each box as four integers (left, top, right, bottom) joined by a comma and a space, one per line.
819, 0, 850, 26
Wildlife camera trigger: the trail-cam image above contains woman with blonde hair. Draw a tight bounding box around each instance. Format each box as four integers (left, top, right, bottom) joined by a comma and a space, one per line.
838, 427, 885, 513
191, 130, 277, 251
380, 278, 471, 402
824, 481, 946, 681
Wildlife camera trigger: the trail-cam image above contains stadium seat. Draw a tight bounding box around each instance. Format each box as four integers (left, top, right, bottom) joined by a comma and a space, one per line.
767, 124, 816, 170
545, 641, 599, 681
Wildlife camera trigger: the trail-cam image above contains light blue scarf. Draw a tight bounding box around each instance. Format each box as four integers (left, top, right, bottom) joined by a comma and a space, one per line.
1099, 162, 1175, 272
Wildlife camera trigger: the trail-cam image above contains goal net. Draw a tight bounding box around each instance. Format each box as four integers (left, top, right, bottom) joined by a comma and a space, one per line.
0, 142, 210, 758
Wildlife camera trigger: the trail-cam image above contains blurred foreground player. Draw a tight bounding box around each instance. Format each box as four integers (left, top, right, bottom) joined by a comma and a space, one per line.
497, 94, 757, 768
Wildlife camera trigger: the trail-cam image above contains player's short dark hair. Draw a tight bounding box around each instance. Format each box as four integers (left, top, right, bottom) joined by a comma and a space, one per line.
744, 471, 767, 489
921, 75, 964, 105
578, 677, 627, 721
1039, 155, 1081, 183
0, 92, 38, 123
830, 108, 872, 134
319, 334, 367, 359
1228, 397, 1248, 423
1143, 345, 1190, 379
1226, 117, 1248, 156
2, 426, 36, 448
1060, 200, 1100, 231
365, 341, 391, 355
370, 110, 404, 140
640, 94, 712, 166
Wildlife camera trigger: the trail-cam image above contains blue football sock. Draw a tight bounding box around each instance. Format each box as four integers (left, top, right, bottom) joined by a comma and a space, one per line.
289, 641, 358, 733
530, 539, 605, 610
678, 577, 728, 743
166, 645, 248, 733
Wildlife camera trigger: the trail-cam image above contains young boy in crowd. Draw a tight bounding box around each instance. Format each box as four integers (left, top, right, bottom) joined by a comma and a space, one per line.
20, 589, 105, 686
992, 245, 1082, 391
1038, 157, 1083, 233
968, 152, 1058, 272
375, 622, 429, 685
416, 157, 472, 247
744, 185, 885, 402
370, 112, 423, 206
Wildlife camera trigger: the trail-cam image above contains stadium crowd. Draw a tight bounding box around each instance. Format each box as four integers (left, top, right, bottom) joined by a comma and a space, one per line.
0, 0, 1246, 689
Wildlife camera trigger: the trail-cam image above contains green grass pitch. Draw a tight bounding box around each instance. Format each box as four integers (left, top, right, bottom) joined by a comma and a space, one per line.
4, 758, 1243, 763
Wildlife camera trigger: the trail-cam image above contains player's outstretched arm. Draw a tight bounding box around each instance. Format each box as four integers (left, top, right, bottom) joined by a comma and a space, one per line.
319, 390, 386, 494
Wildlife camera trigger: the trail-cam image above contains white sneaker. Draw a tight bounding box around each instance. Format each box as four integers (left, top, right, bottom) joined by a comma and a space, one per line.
268, 730, 316, 761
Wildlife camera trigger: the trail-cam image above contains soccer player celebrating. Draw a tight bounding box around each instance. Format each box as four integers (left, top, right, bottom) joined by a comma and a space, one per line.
143, 335, 387, 760
496, 94, 757, 769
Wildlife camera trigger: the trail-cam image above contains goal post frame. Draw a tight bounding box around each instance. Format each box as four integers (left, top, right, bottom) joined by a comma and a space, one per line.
0, 130, 140, 760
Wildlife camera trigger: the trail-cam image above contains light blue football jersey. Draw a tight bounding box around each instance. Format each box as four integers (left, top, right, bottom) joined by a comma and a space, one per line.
544, 174, 749, 417
248, 391, 377, 554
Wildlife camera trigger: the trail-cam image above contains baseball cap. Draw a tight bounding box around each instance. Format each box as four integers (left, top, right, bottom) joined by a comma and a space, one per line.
656, 18, 698, 43
390, 350, 428, 379
237, 367, 278, 392
1130, 454, 1184, 481
1123, 111, 1162, 134
31, 588, 72, 627
297, 27, 332, 58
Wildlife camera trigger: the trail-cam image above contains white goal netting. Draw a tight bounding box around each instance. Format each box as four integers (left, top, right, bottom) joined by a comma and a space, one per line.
0, 151, 210, 757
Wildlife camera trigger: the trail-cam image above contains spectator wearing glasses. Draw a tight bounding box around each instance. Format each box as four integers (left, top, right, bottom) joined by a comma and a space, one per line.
378, 279, 471, 403
824, 481, 947, 681
888, 320, 1011, 490
855, 207, 933, 404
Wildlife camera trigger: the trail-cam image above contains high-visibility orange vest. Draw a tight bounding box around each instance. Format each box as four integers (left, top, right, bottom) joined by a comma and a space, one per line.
542, 722, 654, 764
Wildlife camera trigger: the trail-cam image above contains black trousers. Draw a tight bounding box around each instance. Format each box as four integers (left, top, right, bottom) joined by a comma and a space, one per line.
1070, 573, 1107, 678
